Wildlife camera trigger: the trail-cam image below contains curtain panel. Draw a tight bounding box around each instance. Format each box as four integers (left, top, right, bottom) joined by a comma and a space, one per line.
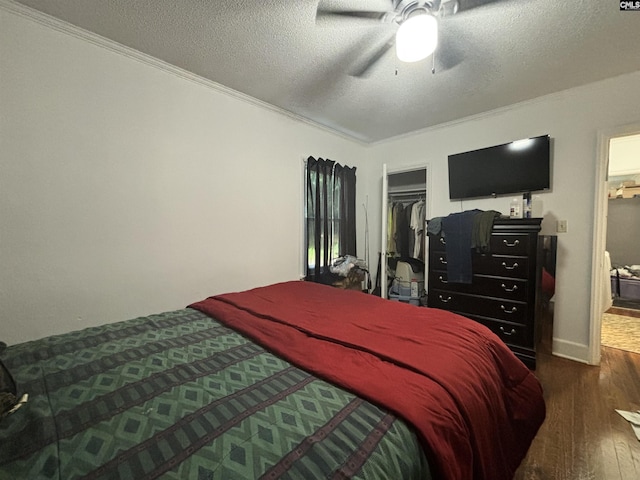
305, 157, 356, 283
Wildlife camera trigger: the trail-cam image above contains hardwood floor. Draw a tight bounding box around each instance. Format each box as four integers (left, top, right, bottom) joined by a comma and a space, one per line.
608, 306, 640, 319
514, 347, 640, 479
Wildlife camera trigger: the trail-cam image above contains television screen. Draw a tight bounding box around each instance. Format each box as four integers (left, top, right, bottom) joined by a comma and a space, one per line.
448, 135, 551, 200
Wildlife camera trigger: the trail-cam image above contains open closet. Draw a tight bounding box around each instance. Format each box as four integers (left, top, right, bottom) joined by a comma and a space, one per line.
380, 164, 429, 301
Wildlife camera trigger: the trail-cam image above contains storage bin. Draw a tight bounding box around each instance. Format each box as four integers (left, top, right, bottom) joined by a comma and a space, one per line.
619, 278, 640, 300
390, 279, 424, 298
393, 283, 412, 297
388, 293, 420, 306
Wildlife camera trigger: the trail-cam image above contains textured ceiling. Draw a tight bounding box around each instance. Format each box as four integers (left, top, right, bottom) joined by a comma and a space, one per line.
8, 0, 640, 143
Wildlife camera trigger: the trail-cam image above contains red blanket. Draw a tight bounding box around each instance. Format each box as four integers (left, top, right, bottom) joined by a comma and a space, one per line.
190, 281, 545, 480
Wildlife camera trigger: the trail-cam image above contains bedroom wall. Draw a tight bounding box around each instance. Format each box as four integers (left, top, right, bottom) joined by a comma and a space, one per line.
0, 8, 370, 345
606, 197, 640, 268
361, 70, 640, 363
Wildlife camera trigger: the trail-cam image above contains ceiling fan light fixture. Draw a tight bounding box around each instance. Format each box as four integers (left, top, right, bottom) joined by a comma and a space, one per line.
395, 14, 438, 63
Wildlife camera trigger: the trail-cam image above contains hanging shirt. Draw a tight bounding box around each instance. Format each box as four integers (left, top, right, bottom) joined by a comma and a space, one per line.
406, 202, 415, 259
388, 203, 396, 254
396, 203, 412, 258
411, 201, 426, 259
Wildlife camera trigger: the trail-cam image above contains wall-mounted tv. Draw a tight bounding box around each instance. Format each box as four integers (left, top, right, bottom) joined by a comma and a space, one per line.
448, 135, 551, 200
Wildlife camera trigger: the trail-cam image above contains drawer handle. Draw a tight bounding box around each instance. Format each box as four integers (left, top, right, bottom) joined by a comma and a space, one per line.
501, 283, 518, 292
439, 237, 446, 245
439, 295, 452, 303
438, 275, 448, 284
500, 326, 517, 336
502, 239, 520, 247
501, 305, 518, 314
501, 262, 519, 270
439, 256, 447, 265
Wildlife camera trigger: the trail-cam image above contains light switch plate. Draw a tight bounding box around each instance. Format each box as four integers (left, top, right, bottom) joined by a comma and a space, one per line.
557, 220, 568, 233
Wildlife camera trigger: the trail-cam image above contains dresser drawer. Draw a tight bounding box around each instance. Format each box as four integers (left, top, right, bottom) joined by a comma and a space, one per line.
427, 234, 447, 254
467, 316, 533, 348
488, 233, 530, 255
428, 271, 528, 301
473, 254, 529, 278
427, 232, 530, 256
430, 251, 529, 279
429, 290, 528, 324
429, 251, 450, 270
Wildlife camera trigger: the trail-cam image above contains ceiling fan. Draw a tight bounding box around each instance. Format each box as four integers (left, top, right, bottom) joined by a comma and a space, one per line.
316, 0, 469, 76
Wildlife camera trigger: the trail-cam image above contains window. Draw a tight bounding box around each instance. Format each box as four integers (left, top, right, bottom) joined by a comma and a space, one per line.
305, 157, 356, 283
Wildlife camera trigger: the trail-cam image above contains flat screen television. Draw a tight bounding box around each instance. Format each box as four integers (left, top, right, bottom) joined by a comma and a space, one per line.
448, 135, 551, 200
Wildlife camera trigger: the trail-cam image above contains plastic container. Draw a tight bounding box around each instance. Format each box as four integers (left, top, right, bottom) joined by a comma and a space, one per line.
388, 293, 420, 306
619, 278, 640, 300
390, 279, 424, 298
410, 280, 419, 297
509, 198, 522, 218
523, 192, 532, 218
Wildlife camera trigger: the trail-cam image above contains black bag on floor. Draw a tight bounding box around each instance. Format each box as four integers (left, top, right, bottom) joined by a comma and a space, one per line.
0, 342, 19, 420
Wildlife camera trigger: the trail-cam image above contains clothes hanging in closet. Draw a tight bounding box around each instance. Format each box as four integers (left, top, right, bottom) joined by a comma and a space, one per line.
410, 201, 426, 258
387, 199, 425, 260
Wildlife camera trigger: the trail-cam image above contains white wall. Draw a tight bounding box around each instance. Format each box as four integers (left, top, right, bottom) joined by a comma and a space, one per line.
609, 134, 640, 176
364, 71, 640, 363
0, 8, 368, 344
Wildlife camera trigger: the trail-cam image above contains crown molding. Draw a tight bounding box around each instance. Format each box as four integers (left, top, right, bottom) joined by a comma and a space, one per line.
0, 0, 367, 146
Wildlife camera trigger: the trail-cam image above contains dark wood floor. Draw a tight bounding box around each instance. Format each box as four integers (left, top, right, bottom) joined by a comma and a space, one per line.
514, 346, 640, 479
608, 306, 640, 319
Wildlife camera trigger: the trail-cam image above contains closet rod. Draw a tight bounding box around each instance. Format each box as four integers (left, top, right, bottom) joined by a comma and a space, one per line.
388, 189, 425, 198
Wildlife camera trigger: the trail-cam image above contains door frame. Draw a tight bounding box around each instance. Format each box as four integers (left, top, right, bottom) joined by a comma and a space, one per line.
588, 123, 640, 364
381, 163, 431, 299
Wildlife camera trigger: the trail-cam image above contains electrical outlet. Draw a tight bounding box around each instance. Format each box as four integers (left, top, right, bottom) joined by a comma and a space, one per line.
557, 219, 568, 233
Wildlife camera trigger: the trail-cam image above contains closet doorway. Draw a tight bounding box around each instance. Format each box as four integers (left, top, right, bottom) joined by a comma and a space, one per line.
601, 134, 640, 356
380, 164, 430, 300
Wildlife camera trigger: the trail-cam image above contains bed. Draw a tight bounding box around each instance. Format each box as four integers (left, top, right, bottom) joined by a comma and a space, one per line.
0, 281, 545, 480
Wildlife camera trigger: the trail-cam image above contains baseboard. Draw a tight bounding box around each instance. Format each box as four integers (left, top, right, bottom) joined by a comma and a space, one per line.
551, 338, 590, 364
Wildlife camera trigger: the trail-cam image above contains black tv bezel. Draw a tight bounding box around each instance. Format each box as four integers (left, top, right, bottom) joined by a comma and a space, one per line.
447, 135, 551, 200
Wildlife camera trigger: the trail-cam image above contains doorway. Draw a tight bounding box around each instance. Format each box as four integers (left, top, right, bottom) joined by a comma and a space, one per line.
380, 164, 430, 300
601, 134, 640, 355
590, 129, 640, 363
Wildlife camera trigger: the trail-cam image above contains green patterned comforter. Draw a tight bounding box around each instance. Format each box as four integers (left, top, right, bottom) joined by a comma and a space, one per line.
0, 309, 431, 479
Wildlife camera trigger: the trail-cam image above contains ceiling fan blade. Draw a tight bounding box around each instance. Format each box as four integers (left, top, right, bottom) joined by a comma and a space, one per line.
447, 0, 510, 16
349, 32, 396, 78
316, 9, 389, 25
433, 1, 518, 72
316, 0, 395, 24
433, 21, 465, 72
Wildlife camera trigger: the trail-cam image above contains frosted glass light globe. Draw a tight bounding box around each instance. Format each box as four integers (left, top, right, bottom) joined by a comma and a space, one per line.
396, 14, 438, 63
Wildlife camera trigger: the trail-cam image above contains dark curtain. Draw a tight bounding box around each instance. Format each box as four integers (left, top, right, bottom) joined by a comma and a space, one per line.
305, 156, 356, 283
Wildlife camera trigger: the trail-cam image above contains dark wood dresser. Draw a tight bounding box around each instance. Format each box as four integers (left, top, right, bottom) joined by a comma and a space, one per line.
427, 218, 542, 368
